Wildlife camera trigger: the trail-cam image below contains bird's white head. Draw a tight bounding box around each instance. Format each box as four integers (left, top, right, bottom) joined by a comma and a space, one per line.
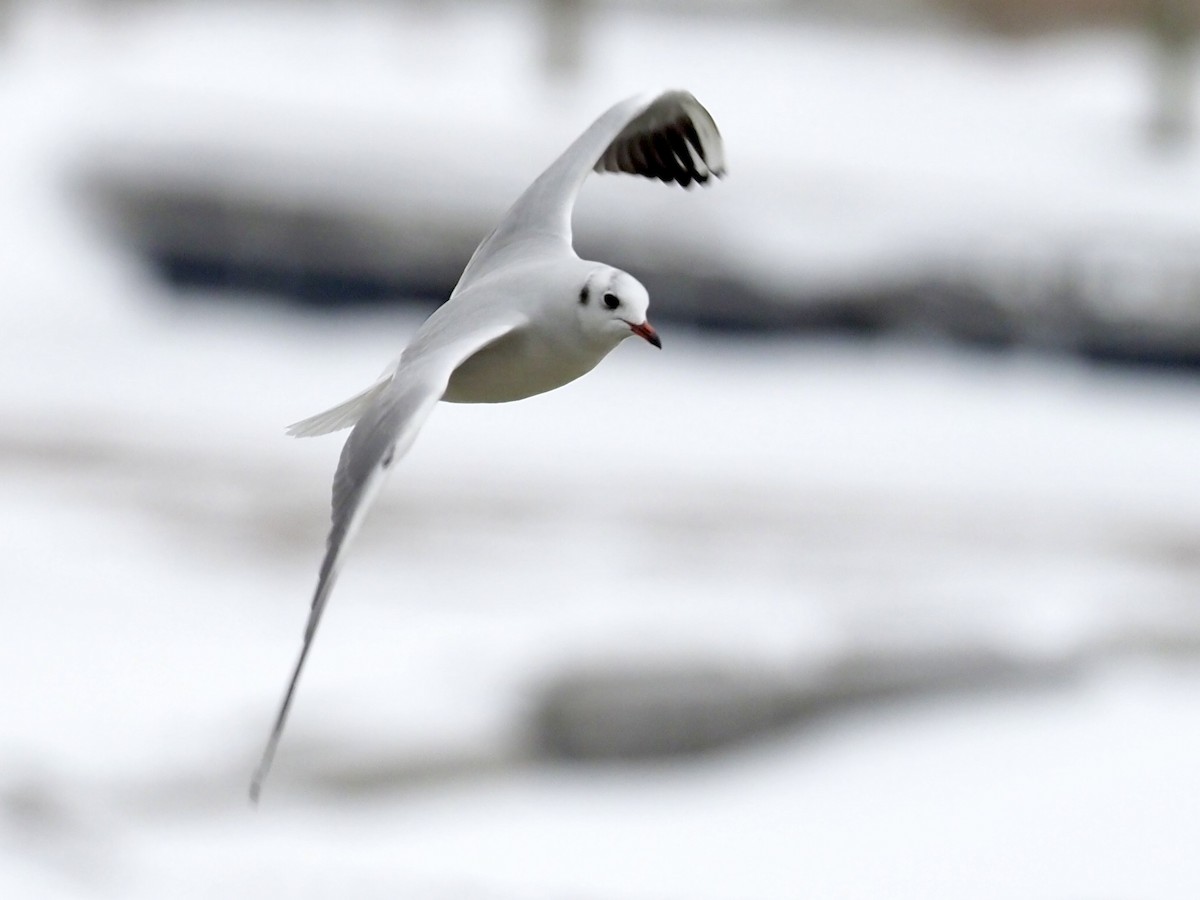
576, 267, 661, 349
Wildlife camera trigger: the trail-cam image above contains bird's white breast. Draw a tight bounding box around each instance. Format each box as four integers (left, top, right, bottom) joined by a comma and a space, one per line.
442, 322, 611, 404
433, 255, 618, 404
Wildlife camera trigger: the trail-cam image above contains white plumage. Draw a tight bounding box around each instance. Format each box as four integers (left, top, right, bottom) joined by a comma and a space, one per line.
251, 89, 726, 801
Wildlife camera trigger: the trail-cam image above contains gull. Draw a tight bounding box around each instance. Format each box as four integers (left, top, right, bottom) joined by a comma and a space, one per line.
250, 89, 725, 800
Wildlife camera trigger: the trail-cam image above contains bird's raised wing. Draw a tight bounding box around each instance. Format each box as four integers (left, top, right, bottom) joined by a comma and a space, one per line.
250, 311, 525, 801
454, 89, 725, 293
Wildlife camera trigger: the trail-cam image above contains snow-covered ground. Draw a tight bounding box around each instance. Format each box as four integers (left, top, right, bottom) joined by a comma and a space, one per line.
58, 0, 1200, 337
3, 3, 1200, 899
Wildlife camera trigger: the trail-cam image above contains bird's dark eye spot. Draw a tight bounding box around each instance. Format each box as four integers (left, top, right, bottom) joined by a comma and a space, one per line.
579, 284, 589, 305
603, 292, 620, 310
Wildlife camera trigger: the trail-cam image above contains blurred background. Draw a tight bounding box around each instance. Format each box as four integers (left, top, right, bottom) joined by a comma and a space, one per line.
3, 0, 1200, 897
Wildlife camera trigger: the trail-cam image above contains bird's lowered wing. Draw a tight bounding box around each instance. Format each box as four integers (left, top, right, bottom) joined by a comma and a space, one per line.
250, 311, 526, 801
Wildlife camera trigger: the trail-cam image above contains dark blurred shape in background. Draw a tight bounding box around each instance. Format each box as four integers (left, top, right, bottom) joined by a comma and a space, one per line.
73, 0, 1200, 364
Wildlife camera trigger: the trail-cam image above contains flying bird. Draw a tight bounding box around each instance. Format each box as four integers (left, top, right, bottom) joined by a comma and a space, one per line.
251, 89, 726, 800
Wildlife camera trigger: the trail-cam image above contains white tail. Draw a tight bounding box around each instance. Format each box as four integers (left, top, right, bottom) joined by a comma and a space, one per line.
286, 368, 397, 438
